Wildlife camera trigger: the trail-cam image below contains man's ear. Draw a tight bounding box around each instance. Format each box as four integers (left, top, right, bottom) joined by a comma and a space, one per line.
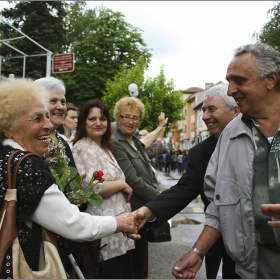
266, 71, 278, 90
232, 106, 240, 118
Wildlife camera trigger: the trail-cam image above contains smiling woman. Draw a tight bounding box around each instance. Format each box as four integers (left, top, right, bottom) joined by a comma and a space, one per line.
72, 100, 135, 279
0, 78, 141, 279
0, 78, 52, 156
112, 96, 160, 278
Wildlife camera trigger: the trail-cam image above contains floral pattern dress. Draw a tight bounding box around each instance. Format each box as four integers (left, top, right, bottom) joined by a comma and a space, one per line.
72, 137, 134, 261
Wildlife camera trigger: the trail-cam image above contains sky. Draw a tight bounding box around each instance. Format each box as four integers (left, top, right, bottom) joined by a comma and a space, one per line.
0, 1, 276, 90
87, 1, 275, 90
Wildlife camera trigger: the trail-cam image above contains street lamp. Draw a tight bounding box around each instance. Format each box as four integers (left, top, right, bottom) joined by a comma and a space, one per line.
128, 83, 139, 97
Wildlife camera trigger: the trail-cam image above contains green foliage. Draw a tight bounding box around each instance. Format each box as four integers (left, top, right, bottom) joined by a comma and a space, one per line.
253, 1, 280, 51
103, 57, 185, 131
66, 169, 104, 206
0, 1, 67, 78
43, 140, 103, 206
61, 4, 152, 105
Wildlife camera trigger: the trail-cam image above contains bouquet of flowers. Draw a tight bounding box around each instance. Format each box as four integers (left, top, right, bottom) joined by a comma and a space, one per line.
43, 140, 104, 206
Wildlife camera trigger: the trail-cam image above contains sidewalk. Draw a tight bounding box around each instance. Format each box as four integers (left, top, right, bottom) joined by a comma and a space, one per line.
156, 168, 183, 180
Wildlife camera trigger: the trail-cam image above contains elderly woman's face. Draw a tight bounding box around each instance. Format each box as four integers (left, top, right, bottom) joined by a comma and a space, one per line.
117, 107, 141, 137
11, 103, 53, 157
47, 89, 66, 130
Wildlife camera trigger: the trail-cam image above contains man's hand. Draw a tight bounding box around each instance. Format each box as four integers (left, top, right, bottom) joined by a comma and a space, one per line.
172, 251, 203, 279
158, 112, 168, 128
126, 207, 155, 240
260, 204, 280, 228
135, 206, 155, 230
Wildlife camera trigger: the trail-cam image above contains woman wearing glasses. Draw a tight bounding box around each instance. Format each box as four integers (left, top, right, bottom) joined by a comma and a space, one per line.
112, 97, 160, 279
72, 100, 135, 279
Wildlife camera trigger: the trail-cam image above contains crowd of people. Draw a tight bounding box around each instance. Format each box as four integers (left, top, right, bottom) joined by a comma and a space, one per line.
1, 41, 280, 280
154, 149, 189, 175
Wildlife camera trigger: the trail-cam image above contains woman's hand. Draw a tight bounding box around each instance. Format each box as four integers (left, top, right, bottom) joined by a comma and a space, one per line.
115, 212, 145, 240
158, 112, 168, 128
73, 198, 84, 207
114, 213, 138, 234
67, 191, 84, 207
121, 183, 133, 202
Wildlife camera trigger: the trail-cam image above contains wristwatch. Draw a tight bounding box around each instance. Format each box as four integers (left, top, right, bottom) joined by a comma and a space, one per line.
190, 247, 204, 260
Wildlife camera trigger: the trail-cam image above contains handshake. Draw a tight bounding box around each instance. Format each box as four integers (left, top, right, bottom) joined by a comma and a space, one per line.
114, 206, 154, 239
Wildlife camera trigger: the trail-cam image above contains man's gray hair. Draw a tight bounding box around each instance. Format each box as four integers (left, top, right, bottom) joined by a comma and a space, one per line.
233, 43, 280, 90
33, 76, 66, 95
203, 83, 237, 110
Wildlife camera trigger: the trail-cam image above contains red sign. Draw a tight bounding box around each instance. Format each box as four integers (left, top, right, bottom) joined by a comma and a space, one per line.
52, 53, 74, 73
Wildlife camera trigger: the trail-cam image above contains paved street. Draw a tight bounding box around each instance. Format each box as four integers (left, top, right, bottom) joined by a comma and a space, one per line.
147, 169, 222, 279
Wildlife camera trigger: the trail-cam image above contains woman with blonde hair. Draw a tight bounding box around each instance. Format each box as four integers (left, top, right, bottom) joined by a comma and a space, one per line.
0, 78, 140, 279
112, 96, 160, 279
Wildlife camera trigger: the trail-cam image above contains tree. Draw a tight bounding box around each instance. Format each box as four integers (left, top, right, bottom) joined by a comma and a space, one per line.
0, 1, 152, 104
0, 1, 67, 78
102, 56, 185, 131
60, 4, 152, 105
253, 1, 280, 51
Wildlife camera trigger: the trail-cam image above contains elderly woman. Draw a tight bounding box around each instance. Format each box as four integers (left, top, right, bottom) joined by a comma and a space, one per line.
112, 96, 160, 279
72, 100, 135, 279
33, 77, 83, 277
0, 79, 139, 279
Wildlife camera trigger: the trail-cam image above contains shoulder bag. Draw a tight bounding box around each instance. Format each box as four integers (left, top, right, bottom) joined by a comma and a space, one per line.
0, 150, 67, 279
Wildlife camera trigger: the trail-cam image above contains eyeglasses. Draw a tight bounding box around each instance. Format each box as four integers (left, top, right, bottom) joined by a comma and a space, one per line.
120, 115, 141, 123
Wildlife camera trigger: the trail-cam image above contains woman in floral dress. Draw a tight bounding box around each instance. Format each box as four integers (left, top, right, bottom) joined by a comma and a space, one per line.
72, 100, 135, 279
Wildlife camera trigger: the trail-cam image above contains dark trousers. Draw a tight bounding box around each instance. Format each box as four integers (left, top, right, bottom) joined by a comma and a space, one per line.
205, 237, 241, 279
97, 250, 135, 279
132, 228, 148, 279
164, 162, 171, 173
171, 161, 177, 170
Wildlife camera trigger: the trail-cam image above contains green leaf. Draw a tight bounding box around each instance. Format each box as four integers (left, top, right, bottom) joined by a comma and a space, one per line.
87, 193, 103, 206
68, 176, 81, 192
68, 166, 79, 180
58, 172, 69, 190
83, 187, 94, 197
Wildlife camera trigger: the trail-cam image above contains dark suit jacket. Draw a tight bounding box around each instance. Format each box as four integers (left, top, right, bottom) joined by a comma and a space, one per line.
145, 135, 217, 225
145, 136, 239, 279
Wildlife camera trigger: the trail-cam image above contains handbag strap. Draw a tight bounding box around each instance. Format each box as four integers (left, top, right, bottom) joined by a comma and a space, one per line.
0, 150, 29, 270
7, 150, 40, 190
8, 151, 60, 249
1, 150, 59, 256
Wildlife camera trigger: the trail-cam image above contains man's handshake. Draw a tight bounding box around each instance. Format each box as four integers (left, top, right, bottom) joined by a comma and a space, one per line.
122, 206, 155, 240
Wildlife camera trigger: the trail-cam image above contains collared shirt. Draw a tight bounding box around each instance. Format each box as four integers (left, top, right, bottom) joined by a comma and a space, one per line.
243, 116, 280, 278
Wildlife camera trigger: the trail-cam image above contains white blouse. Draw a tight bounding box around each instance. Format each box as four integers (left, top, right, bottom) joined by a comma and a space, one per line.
1, 139, 117, 241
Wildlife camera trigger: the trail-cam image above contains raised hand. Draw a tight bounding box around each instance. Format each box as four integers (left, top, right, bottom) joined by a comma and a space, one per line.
172, 251, 202, 279
158, 112, 168, 128
260, 204, 280, 228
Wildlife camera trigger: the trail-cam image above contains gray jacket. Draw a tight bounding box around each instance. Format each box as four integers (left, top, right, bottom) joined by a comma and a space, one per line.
204, 114, 258, 279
